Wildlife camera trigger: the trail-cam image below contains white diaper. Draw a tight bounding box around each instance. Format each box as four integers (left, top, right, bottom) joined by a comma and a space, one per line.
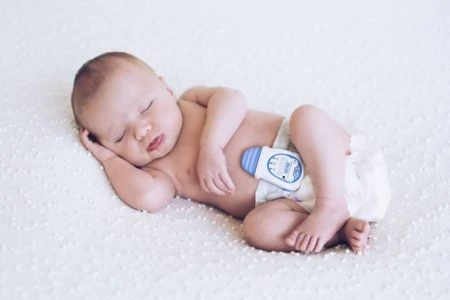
254, 120, 391, 222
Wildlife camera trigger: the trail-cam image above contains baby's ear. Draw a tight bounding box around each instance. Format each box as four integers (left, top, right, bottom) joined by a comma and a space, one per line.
87, 132, 99, 143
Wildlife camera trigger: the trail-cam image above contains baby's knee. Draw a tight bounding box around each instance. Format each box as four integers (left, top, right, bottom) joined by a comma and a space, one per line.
289, 104, 321, 128
243, 209, 262, 247
291, 104, 320, 118
243, 207, 275, 250
243, 203, 294, 252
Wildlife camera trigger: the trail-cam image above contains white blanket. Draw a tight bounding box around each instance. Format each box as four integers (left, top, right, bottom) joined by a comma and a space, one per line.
1, 0, 449, 299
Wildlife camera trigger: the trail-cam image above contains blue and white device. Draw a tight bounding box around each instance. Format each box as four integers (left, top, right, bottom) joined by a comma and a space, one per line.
241, 146, 305, 191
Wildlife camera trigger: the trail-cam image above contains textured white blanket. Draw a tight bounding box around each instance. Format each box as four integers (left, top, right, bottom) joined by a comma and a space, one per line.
1, 1, 449, 299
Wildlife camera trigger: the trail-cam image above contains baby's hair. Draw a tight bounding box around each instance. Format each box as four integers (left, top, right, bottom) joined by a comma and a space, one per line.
71, 51, 152, 130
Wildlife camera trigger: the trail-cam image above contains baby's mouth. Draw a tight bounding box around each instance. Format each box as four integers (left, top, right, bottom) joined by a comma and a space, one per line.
147, 134, 164, 152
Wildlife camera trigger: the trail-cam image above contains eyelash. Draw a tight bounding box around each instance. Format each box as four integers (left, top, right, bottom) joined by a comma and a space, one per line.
142, 101, 153, 113
115, 131, 125, 144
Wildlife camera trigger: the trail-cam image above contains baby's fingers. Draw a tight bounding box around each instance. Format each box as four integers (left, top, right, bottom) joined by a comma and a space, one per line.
219, 171, 235, 194
201, 176, 226, 196
211, 174, 231, 195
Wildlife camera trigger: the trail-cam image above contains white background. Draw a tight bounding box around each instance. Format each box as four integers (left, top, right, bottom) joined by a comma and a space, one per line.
1, 0, 449, 299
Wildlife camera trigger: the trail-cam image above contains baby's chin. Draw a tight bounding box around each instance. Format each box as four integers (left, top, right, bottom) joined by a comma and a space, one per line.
125, 155, 151, 168
131, 142, 176, 167
133, 158, 154, 168
132, 153, 164, 168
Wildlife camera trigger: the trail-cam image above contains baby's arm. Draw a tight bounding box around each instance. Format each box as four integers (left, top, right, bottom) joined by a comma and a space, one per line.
181, 86, 247, 195
80, 129, 175, 212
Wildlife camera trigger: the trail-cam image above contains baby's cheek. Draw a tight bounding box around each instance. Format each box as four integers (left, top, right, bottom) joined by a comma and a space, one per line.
116, 145, 134, 163
133, 147, 151, 166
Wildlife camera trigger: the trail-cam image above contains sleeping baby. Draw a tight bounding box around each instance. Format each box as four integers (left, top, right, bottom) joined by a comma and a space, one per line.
71, 52, 391, 253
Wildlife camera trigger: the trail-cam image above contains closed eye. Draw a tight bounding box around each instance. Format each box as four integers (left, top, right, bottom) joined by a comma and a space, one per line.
115, 130, 126, 144
142, 101, 153, 113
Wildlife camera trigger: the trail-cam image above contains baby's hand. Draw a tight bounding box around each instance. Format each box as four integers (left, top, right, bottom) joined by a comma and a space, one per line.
197, 146, 235, 196
80, 129, 117, 163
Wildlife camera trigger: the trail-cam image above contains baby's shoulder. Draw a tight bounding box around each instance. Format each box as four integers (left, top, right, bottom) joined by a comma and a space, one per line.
177, 98, 207, 118
245, 109, 285, 122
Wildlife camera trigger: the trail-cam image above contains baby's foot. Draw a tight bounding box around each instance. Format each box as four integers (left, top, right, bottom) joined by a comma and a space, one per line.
286, 204, 349, 253
341, 218, 370, 252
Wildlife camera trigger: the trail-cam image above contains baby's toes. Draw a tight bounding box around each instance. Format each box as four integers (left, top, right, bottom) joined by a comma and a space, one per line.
298, 234, 311, 252
350, 229, 363, 241
306, 236, 319, 253
355, 219, 370, 233
286, 227, 303, 246
350, 237, 363, 250
314, 237, 326, 253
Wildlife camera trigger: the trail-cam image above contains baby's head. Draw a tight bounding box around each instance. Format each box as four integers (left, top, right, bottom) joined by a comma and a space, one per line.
71, 52, 182, 167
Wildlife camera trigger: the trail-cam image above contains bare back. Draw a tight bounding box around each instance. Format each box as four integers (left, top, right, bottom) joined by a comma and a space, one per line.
147, 100, 283, 219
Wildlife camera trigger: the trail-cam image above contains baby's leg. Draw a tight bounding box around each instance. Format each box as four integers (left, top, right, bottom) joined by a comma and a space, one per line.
243, 199, 370, 252
286, 105, 350, 252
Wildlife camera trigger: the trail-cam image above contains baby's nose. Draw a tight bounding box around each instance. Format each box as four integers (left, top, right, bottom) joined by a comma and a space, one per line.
135, 123, 151, 140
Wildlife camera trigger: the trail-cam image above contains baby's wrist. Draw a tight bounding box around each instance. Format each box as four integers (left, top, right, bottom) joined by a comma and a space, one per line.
199, 140, 223, 150
199, 144, 223, 156
100, 154, 119, 165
